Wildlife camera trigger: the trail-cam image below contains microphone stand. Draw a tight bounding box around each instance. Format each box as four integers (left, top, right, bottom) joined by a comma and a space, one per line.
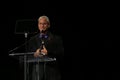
24, 32, 28, 80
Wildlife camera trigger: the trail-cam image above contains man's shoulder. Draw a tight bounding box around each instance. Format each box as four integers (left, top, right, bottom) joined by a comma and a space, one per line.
50, 33, 62, 39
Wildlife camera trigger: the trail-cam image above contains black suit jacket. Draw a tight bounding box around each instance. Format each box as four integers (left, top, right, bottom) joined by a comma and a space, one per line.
28, 31, 64, 59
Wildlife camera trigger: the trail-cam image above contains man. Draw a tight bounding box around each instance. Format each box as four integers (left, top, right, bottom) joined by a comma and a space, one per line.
28, 15, 64, 80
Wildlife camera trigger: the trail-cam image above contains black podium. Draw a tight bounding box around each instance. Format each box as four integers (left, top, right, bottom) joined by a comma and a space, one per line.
9, 52, 56, 80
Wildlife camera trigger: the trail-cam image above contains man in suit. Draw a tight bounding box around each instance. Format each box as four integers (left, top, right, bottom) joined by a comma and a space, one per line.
28, 15, 64, 80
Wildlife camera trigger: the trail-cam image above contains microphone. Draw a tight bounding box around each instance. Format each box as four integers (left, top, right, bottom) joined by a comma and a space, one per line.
39, 31, 46, 56
40, 40, 44, 50
39, 40, 46, 56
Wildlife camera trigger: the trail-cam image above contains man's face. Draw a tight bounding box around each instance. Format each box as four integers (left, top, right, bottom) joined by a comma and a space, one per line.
38, 18, 49, 32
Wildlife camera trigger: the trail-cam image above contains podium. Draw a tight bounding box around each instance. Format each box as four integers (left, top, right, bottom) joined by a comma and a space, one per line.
9, 52, 56, 80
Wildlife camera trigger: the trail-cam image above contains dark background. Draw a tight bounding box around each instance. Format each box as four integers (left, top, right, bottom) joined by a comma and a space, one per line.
1, 0, 119, 80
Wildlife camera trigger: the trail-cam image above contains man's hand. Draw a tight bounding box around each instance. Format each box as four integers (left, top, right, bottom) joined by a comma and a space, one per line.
41, 45, 48, 55
34, 48, 40, 57
34, 45, 48, 57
